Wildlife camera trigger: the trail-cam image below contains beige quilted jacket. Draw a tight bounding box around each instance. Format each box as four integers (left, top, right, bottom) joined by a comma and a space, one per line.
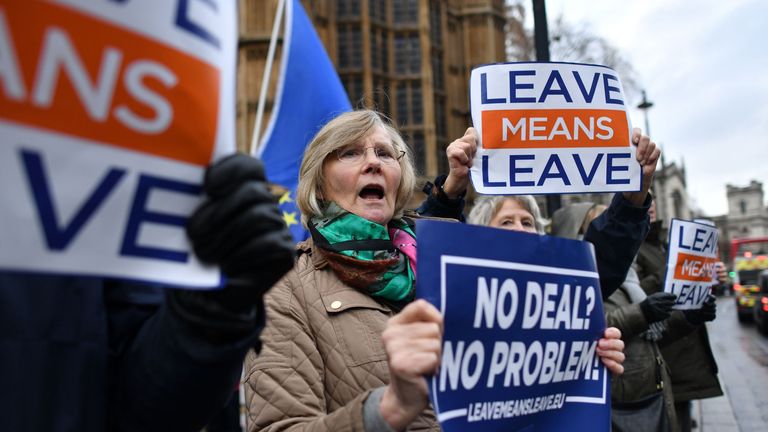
243, 239, 439, 431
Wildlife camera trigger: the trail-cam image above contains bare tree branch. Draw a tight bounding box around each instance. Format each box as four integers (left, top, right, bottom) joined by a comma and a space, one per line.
505, 0, 641, 102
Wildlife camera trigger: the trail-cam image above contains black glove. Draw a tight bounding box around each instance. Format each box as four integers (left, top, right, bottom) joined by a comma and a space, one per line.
683, 294, 717, 326
639, 292, 676, 323
184, 154, 295, 311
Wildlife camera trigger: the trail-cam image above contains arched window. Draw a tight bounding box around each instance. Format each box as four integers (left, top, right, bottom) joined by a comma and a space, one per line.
740, 200, 747, 214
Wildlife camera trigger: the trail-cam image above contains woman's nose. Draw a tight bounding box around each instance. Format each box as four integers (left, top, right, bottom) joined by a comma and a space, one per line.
363, 147, 379, 162
362, 148, 382, 170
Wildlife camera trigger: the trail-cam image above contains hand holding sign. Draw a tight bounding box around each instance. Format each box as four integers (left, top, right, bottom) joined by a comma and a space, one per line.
443, 128, 478, 199
621, 128, 661, 206
715, 261, 727, 284
381, 299, 444, 431
186, 154, 295, 309
682, 294, 717, 325
639, 292, 676, 323
596, 327, 625, 375
663, 219, 720, 310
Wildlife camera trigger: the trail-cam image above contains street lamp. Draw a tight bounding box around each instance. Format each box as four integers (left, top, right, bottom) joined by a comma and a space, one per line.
637, 90, 653, 136
532, 0, 561, 216
636, 89, 664, 166
636, 89, 665, 221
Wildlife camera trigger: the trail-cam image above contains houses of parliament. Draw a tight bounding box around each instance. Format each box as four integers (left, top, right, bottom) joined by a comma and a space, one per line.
237, 0, 508, 181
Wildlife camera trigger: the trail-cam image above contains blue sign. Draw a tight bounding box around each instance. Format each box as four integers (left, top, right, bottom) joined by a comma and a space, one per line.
416, 220, 610, 431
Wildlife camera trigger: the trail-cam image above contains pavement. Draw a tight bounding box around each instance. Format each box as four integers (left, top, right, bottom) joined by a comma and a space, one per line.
694, 391, 740, 431
699, 296, 768, 431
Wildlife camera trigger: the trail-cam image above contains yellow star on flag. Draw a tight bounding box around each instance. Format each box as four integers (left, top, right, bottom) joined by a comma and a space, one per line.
279, 191, 293, 205
283, 211, 298, 227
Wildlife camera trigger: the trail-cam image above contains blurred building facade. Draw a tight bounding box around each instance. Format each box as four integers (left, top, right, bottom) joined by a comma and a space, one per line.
237, 0, 704, 220
238, 0, 507, 180
725, 180, 768, 239
653, 161, 692, 222
710, 180, 768, 263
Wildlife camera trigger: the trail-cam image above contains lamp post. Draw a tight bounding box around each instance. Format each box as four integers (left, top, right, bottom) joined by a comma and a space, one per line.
532, 0, 561, 216
637, 90, 653, 136
532, 0, 550, 63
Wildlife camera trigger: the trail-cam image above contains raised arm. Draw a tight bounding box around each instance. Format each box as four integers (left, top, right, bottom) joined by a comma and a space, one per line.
416, 128, 477, 220
586, 128, 659, 298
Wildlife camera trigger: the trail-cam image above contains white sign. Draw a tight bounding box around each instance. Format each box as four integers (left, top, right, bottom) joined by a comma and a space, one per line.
664, 219, 720, 310
0, 0, 237, 287
469, 62, 640, 195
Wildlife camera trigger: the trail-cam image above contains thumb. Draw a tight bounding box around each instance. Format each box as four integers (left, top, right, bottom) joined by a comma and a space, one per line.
464, 127, 478, 142
650, 292, 676, 301
660, 292, 677, 302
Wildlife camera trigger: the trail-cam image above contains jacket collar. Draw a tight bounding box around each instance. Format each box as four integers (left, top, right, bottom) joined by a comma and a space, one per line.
298, 238, 391, 314
297, 238, 328, 270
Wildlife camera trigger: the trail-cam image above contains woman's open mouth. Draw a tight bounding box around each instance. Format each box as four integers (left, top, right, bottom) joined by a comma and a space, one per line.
359, 184, 385, 200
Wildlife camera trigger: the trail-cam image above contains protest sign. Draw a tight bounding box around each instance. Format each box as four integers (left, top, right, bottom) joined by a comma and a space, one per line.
663, 219, 720, 309
469, 62, 640, 195
417, 220, 610, 431
0, 0, 236, 287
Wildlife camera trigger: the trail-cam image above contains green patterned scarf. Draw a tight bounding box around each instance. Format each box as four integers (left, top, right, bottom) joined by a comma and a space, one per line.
309, 203, 415, 306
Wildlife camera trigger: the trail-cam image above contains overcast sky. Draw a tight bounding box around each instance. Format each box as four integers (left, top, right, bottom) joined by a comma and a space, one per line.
539, 0, 768, 216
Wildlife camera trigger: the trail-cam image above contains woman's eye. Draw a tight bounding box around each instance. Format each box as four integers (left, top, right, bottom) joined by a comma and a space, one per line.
376, 148, 395, 160
523, 220, 534, 227
339, 148, 361, 159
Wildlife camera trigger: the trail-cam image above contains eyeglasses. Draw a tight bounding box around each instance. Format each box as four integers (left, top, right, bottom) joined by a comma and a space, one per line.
334, 146, 406, 165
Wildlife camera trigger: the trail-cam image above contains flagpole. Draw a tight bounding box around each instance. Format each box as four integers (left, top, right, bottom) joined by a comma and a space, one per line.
250, 0, 287, 155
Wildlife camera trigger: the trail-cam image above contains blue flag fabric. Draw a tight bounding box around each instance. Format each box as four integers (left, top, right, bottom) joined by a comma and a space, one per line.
257, 0, 352, 242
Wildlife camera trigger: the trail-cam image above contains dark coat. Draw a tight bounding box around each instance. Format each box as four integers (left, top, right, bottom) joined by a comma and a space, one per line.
547, 193, 651, 299
657, 325, 722, 402
635, 221, 669, 296
585, 193, 651, 299
0, 272, 264, 432
634, 224, 723, 402
605, 278, 690, 431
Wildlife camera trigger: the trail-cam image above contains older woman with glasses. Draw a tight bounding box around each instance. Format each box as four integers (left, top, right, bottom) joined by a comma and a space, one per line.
243, 110, 626, 432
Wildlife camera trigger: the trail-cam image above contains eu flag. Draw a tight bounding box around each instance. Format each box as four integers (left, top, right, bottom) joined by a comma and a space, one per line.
257, 0, 351, 242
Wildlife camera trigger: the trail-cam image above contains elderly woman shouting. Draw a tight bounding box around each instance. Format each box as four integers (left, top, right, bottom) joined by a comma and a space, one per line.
243, 110, 625, 431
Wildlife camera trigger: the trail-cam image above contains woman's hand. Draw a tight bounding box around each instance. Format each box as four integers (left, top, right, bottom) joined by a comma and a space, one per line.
596, 327, 625, 375
715, 261, 727, 284
623, 128, 661, 206
442, 127, 478, 199
380, 300, 443, 431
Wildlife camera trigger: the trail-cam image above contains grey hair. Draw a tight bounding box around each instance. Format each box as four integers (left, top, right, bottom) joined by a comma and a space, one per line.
468, 195, 546, 234
296, 110, 416, 226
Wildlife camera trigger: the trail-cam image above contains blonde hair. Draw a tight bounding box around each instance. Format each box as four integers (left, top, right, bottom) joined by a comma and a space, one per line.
468, 195, 546, 234
296, 110, 416, 226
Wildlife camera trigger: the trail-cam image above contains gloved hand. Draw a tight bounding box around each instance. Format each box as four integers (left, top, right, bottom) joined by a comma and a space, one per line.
185, 154, 295, 311
639, 292, 676, 323
683, 294, 717, 326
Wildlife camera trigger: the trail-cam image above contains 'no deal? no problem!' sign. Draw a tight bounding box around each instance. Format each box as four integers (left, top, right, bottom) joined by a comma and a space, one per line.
469, 62, 641, 196
417, 220, 610, 432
